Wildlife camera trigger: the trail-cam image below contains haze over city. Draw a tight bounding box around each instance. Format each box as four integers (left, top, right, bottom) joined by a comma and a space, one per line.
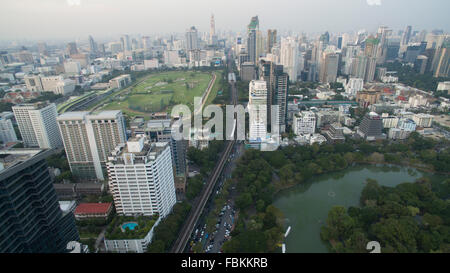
1, 0, 449, 40
0, 0, 449, 262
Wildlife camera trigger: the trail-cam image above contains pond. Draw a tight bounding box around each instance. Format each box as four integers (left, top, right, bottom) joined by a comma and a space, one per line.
273, 164, 445, 253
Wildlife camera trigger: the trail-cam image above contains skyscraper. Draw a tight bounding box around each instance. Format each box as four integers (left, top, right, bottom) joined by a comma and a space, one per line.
401, 25, 412, 46
280, 37, 299, 82
0, 149, 79, 253
57, 111, 127, 181
209, 14, 217, 45
319, 52, 339, 84
121, 34, 131, 51
259, 60, 289, 133
248, 80, 267, 141
267, 29, 277, 54
88, 35, 97, 54
107, 138, 177, 218
247, 16, 259, 64
186, 26, 199, 51
432, 41, 450, 78
66, 42, 78, 56
12, 102, 62, 149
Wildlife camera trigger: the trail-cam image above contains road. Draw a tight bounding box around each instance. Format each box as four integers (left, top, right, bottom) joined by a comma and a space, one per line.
206, 142, 244, 253
171, 51, 237, 253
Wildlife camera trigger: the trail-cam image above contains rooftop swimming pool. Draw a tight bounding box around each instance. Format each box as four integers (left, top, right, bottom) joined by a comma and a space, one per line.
121, 222, 138, 231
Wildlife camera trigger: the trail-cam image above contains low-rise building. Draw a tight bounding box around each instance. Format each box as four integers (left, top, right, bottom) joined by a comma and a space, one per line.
293, 111, 316, 135
109, 74, 131, 89
74, 203, 113, 220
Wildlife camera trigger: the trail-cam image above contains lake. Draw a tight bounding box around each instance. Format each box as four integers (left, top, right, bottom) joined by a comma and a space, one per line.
273, 164, 445, 253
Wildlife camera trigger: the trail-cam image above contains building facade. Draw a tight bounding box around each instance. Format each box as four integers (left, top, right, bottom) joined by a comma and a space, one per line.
107, 139, 176, 218
12, 102, 62, 149
57, 111, 127, 181
0, 149, 79, 253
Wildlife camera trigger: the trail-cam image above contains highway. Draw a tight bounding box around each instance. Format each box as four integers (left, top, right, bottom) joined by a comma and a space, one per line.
171, 51, 237, 253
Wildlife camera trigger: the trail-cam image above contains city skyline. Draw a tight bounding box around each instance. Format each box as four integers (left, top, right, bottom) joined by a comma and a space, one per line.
1, 0, 449, 40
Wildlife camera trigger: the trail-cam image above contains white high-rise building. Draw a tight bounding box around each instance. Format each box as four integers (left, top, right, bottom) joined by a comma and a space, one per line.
57, 110, 127, 181
248, 80, 267, 141
107, 138, 176, 218
280, 37, 299, 82
346, 78, 364, 96
0, 118, 17, 143
293, 111, 316, 135
12, 102, 62, 149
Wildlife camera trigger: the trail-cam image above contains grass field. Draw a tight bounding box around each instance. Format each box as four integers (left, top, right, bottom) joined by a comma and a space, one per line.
101, 71, 217, 117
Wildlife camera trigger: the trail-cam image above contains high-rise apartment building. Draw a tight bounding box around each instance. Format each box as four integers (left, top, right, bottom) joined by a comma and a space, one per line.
280, 37, 299, 82
12, 102, 62, 149
319, 52, 339, 84
248, 80, 268, 141
186, 26, 199, 51
57, 111, 127, 181
107, 138, 177, 218
0, 118, 17, 143
0, 149, 79, 253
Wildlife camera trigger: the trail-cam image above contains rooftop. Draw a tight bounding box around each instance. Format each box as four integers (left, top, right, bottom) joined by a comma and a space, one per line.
0, 149, 43, 172
75, 203, 113, 215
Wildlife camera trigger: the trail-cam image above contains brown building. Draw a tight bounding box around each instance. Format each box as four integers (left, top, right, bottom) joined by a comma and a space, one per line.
356, 89, 381, 108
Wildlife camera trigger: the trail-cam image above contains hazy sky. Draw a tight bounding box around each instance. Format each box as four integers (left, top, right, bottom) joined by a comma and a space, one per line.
1, 0, 449, 41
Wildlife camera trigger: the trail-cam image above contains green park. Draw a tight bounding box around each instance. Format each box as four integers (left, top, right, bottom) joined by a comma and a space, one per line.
100, 70, 220, 117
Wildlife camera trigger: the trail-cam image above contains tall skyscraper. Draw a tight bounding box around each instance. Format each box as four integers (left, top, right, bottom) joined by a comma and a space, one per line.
363, 36, 379, 82
248, 80, 267, 141
66, 42, 78, 56
107, 138, 177, 218
57, 111, 127, 181
0, 149, 79, 253
432, 41, 450, 78
247, 16, 259, 64
186, 26, 199, 51
209, 14, 217, 45
88, 35, 97, 54
376, 26, 391, 64
280, 37, 299, 82
259, 60, 289, 133
267, 29, 277, 54
121, 34, 131, 51
319, 52, 339, 84
402, 25, 412, 46
12, 102, 62, 149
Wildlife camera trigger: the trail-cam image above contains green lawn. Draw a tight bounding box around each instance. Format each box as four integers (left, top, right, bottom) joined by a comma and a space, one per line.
101, 71, 217, 117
